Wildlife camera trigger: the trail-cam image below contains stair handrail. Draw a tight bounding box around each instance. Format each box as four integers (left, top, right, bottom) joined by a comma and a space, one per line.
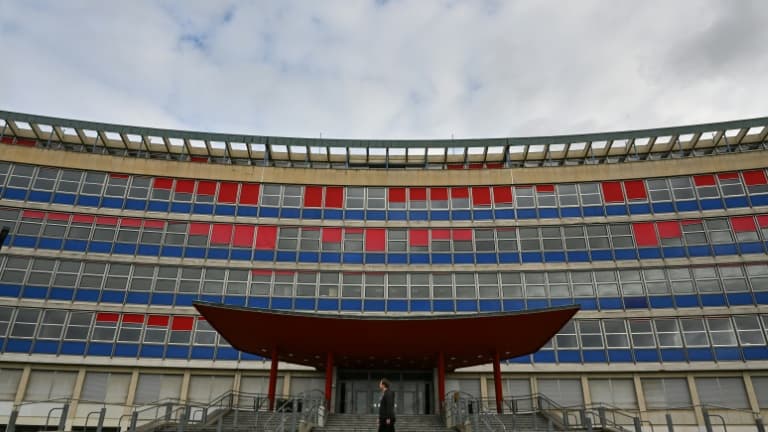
586, 401, 655, 432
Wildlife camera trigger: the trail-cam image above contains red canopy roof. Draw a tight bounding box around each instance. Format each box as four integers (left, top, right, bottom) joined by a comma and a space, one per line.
194, 302, 579, 371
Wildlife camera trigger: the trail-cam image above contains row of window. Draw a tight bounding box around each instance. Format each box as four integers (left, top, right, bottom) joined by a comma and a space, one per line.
2, 162, 768, 220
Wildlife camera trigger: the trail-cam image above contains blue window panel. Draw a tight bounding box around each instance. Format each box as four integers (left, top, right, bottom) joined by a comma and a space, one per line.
38, 238, 62, 250
623, 296, 648, 309
320, 252, 341, 263
607, 350, 632, 363
598, 298, 622, 310
724, 196, 749, 208
582, 350, 607, 362
165, 346, 189, 359
161, 246, 183, 257
364, 300, 385, 312
479, 300, 501, 312
533, 351, 556, 363
22, 286, 47, 299
410, 254, 430, 264
526, 299, 549, 310
713, 244, 737, 256
566, 251, 589, 262
248, 297, 270, 308
544, 252, 566, 263
61, 342, 86, 356
13, 236, 37, 248
281, 208, 300, 218
634, 349, 659, 362
430, 211, 450, 221
341, 299, 362, 311
757, 292, 768, 304
208, 248, 230, 260
298, 252, 319, 263
454, 254, 474, 264
88, 241, 112, 254
660, 349, 685, 362
254, 251, 275, 261
215, 205, 236, 216
193, 204, 214, 215
191, 346, 215, 359
456, 300, 477, 312
743, 347, 768, 360
140, 345, 165, 358
258, 207, 279, 218
114, 243, 136, 255
687, 246, 711, 257
344, 210, 364, 220
687, 348, 713, 361
699, 199, 723, 210
0, 284, 21, 298
216, 347, 239, 360
590, 250, 613, 261
675, 200, 698, 212
294, 298, 315, 310
410, 300, 430, 312
388, 211, 407, 221
137, 245, 160, 256
77, 195, 100, 207
230, 249, 252, 261
115, 344, 139, 358
323, 209, 343, 220
342, 253, 363, 264
431, 253, 458, 264
652, 202, 674, 213
151, 293, 174, 305
237, 206, 258, 217
508, 355, 530, 364
550, 298, 573, 307
557, 350, 581, 363
302, 209, 322, 219
575, 298, 597, 310
582, 206, 603, 217
750, 195, 768, 206
87, 343, 113, 356
53, 193, 76, 205
101, 197, 124, 209
317, 298, 338, 311
411, 211, 429, 221
739, 242, 764, 254
714, 348, 741, 361
125, 199, 147, 210
503, 300, 525, 311
241, 352, 262, 361
498, 253, 520, 263
186, 247, 209, 259
559, 207, 581, 218
387, 300, 408, 312
727, 293, 753, 306
100, 291, 125, 304
515, 209, 536, 219
628, 203, 651, 215
537, 208, 558, 218
49, 287, 74, 301
147, 201, 169, 212
451, 210, 472, 220
175, 295, 195, 306
476, 253, 496, 264
126, 292, 150, 305
662, 247, 686, 258
271, 297, 292, 310
473, 210, 493, 220
521, 252, 543, 263
224, 296, 246, 307
638, 248, 661, 259
433, 300, 454, 311
494, 209, 515, 220
366, 254, 386, 264
674, 295, 699, 308
605, 205, 627, 216
5, 339, 32, 353
29, 190, 52, 203
366, 210, 386, 221
200, 295, 221, 303
700, 294, 726, 307
2, 188, 27, 200
75, 289, 100, 302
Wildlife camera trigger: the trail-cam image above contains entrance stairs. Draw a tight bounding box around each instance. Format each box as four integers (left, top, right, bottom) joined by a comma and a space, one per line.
312, 414, 453, 432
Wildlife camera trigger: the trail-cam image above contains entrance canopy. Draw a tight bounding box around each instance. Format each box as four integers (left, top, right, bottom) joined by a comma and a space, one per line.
193, 302, 579, 371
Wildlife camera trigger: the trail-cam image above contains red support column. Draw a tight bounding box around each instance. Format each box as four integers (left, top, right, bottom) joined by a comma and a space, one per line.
493, 352, 503, 414
437, 352, 446, 411
324, 352, 334, 411
268, 346, 279, 411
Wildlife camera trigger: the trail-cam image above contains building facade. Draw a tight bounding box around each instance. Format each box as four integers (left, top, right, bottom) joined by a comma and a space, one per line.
0, 111, 767, 430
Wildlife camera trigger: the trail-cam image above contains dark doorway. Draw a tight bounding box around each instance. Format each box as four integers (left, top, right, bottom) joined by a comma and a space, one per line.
336, 369, 433, 415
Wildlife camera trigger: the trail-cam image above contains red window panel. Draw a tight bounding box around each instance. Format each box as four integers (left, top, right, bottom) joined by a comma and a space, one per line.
189, 223, 210, 236
758, 215, 768, 228
147, 315, 169, 327
409, 229, 429, 246
452, 229, 473, 241
96, 313, 119, 323
492, 186, 513, 204
325, 187, 344, 208
22, 210, 45, 219
388, 188, 406, 203
47, 213, 70, 221
624, 180, 647, 200
486, 163, 503, 169
233, 225, 256, 247
120, 218, 143, 227
743, 170, 768, 186
152, 178, 173, 189
175, 179, 195, 193
72, 214, 95, 223
657, 221, 682, 238
451, 187, 469, 198
468, 163, 484, 170
535, 185, 555, 193
190, 156, 208, 163
430, 187, 448, 201
218, 182, 239, 203
601, 182, 624, 203
239, 184, 260, 205
693, 175, 716, 186
95, 216, 119, 226
717, 172, 739, 180
632, 223, 658, 246
197, 316, 206, 321
431, 229, 451, 240
409, 188, 427, 201
171, 316, 194, 331
211, 224, 233, 244
447, 164, 465, 170
197, 181, 217, 196
122, 314, 145, 324
322, 227, 343, 243
304, 186, 324, 207
251, 269, 273, 276
144, 220, 165, 229
109, 173, 129, 179
471, 187, 492, 205
731, 216, 757, 232
365, 229, 386, 251
345, 228, 364, 234
256, 226, 277, 249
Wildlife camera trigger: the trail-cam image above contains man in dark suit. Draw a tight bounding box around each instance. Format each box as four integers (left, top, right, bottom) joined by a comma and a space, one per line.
378, 378, 396, 432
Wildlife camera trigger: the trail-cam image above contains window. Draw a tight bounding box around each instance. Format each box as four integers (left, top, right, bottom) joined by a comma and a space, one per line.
548, 272, 570, 298
668, 268, 694, 294
227, 269, 248, 295
260, 185, 281, 207
343, 229, 363, 252
525, 272, 546, 298
734, 316, 766, 345
1, 256, 30, 284
500, 272, 522, 298
537, 379, 583, 407
33, 167, 58, 193
38, 310, 66, 340
578, 320, 603, 348
609, 224, 634, 248
194, 320, 217, 345
643, 269, 669, 295
595, 271, 618, 297
277, 227, 298, 251
571, 272, 594, 297
92, 314, 118, 342
318, 272, 339, 297
345, 187, 364, 209
682, 221, 707, 246
0, 306, 13, 337
203, 268, 225, 295
365, 274, 385, 298
81, 372, 131, 404
746, 264, 768, 291
273, 272, 294, 297
564, 226, 586, 250
11, 308, 40, 338
647, 179, 671, 202
118, 315, 144, 342
655, 319, 682, 347
188, 376, 233, 403
387, 274, 407, 298
388, 229, 407, 252
134, 374, 182, 405
410, 273, 430, 298
24, 371, 77, 401
604, 319, 629, 348
64, 312, 93, 341
367, 188, 386, 209
519, 228, 539, 252
695, 377, 749, 409
670, 177, 695, 200
706, 317, 737, 346
555, 322, 578, 349
557, 184, 579, 207
105, 174, 128, 198
478, 273, 499, 298
0, 368, 22, 400
341, 273, 362, 298
299, 228, 320, 252
589, 379, 637, 409
752, 376, 768, 409
693, 267, 721, 293
496, 229, 518, 252
282, 186, 302, 207
130, 265, 154, 292
515, 187, 534, 208
80, 172, 106, 197
642, 378, 691, 409
618, 270, 643, 296
128, 176, 151, 200
8, 164, 34, 189
80, 262, 106, 290
579, 183, 602, 206
57, 170, 82, 194
628, 320, 655, 348
719, 266, 748, 292
541, 227, 563, 251
105, 263, 130, 291
706, 219, 733, 244
586, 225, 610, 249
26, 258, 54, 287
680, 318, 708, 347
155, 267, 179, 292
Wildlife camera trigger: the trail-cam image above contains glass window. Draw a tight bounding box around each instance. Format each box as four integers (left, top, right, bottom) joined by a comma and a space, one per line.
525, 272, 546, 298
343, 230, 363, 252
586, 225, 610, 249
680, 318, 708, 347
277, 227, 298, 251
1, 256, 30, 284
105, 174, 128, 197
82, 372, 131, 404
670, 177, 695, 200
647, 179, 671, 202
57, 169, 82, 194
693, 267, 721, 293
128, 176, 151, 199
706, 219, 733, 244
154, 266, 179, 292
388, 229, 407, 253
590, 378, 637, 409
537, 378, 583, 407
571, 271, 594, 297
548, 272, 570, 298
668, 268, 694, 294
478, 273, 499, 298
11, 308, 40, 338
80, 172, 106, 196
318, 272, 338, 297
719, 176, 745, 196
33, 167, 58, 192
578, 320, 603, 348
273, 272, 294, 297
80, 262, 106, 290
629, 320, 655, 348
518, 228, 539, 252
282, 185, 302, 208
604, 319, 629, 348
345, 187, 364, 209
92, 316, 117, 342
515, 187, 534, 208
341, 273, 362, 298
595, 271, 618, 297
555, 322, 578, 349
695, 377, 749, 409
52, 260, 79, 288
227, 269, 248, 295
38, 309, 66, 340
118, 317, 143, 342
299, 228, 320, 252
654, 319, 682, 347
365, 274, 385, 298
387, 274, 407, 298
496, 228, 517, 252
719, 266, 748, 292
367, 188, 385, 209
618, 270, 644, 296
579, 183, 602, 205
500, 272, 522, 298
475, 229, 495, 252
746, 264, 768, 291
642, 378, 691, 409
8, 164, 34, 188
130, 265, 155, 292
564, 226, 586, 250
706, 317, 737, 346
261, 185, 281, 207
541, 227, 563, 251
643, 269, 669, 295
734, 315, 765, 345
0, 306, 13, 337
202, 268, 225, 295
194, 320, 217, 345
433, 274, 452, 298
410, 273, 430, 298
64, 312, 92, 340
105, 263, 130, 290
557, 184, 579, 207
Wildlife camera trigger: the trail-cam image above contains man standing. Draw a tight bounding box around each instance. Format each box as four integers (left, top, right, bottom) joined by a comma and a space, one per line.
378, 378, 396, 432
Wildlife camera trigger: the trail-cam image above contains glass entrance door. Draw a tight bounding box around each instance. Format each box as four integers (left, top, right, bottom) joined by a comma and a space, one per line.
337, 370, 433, 415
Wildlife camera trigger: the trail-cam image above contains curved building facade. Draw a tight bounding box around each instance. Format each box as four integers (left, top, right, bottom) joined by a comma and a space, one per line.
0, 111, 767, 430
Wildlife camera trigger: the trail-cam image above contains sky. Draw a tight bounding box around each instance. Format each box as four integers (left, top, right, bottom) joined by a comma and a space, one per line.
1, 0, 767, 140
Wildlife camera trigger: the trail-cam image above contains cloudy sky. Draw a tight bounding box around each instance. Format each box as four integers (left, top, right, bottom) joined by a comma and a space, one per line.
1, 1, 767, 140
